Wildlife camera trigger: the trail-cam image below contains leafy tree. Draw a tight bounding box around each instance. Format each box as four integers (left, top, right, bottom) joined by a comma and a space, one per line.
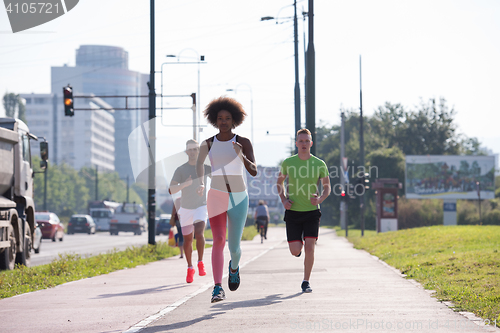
32, 157, 142, 219
314, 97, 487, 229
371, 98, 462, 155
32, 157, 90, 218
79, 167, 143, 205
3, 92, 26, 123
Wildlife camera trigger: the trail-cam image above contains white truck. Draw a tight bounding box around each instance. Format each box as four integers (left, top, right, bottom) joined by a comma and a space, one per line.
0, 118, 45, 270
89, 200, 121, 231
109, 202, 147, 235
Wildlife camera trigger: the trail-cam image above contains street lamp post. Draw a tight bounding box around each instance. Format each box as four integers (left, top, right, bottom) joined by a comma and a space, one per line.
261, 1, 301, 152
148, 0, 156, 245
226, 84, 253, 143
160, 50, 206, 141
305, 0, 315, 155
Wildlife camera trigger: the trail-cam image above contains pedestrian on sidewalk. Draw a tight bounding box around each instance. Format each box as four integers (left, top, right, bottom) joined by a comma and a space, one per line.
196, 96, 257, 303
277, 128, 331, 293
169, 140, 211, 283
254, 200, 270, 239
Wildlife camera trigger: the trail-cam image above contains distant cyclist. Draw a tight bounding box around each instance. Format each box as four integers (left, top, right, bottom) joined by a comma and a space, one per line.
254, 200, 270, 239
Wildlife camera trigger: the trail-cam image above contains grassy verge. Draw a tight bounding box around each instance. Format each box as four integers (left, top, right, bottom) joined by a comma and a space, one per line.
336, 225, 500, 327
0, 241, 182, 299
204, 225, 259, 241
0, 226, 258, 299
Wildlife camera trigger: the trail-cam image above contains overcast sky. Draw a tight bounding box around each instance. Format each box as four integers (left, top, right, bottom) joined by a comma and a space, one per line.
1, 0, 499, 168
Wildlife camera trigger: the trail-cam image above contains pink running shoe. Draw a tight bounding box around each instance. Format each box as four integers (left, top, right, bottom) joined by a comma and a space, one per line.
198, 261, 207, 276
186, 267, 195, 283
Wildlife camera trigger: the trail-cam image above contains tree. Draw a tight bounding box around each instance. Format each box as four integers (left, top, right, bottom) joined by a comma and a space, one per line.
314, 97, 486, 229
79, 167, 143, 205
2, 92, 27, 123
371, 98, 465, 155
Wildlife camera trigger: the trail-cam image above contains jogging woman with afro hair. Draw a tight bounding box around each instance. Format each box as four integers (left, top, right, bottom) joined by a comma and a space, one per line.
196, 96, 257, 303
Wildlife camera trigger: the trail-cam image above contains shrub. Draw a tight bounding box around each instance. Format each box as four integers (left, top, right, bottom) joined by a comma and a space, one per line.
398, 198, 442, 229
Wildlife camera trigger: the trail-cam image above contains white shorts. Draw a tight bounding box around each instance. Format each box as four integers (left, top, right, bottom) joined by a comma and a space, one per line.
178, 205, 207, 228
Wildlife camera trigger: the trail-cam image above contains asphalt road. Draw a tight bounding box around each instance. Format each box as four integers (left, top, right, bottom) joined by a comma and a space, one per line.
30, 231, 171, 267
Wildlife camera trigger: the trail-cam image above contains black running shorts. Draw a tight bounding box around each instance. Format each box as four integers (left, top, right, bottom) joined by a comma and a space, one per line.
284, 209, 321, 243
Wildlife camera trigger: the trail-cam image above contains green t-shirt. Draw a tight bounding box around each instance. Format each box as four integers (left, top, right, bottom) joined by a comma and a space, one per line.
280, 154, 329, 212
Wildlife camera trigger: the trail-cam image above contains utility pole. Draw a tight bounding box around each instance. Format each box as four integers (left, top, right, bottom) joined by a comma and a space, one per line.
44, 163, 47, 211
95, 165, 98, 201
359, 55, 365, 237
476, 181, 482, 225
148, 0, 156, 245
293, 0, 301, 152
127, 175, 130, 203
305, 0, 315, 154
340, 112, 346, 231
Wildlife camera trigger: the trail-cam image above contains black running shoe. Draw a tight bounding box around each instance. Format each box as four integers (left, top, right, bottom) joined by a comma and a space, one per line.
228, 260, 240, 291
301, 281, 312, 293
211, 285, 226, 303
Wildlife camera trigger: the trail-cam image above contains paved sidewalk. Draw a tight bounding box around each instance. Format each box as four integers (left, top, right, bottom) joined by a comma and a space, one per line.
1, 227, 499, 333
138, 228, 499, 333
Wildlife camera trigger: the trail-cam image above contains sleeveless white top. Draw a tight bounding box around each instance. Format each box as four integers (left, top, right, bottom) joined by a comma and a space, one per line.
208, 134, 245, 176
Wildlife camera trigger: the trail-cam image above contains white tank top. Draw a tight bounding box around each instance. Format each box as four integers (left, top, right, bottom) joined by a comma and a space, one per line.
208, 134, 245, 176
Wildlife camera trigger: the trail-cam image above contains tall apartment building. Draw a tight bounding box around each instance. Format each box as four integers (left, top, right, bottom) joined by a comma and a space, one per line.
51, 45, 149, 181
21, 93, 115, 172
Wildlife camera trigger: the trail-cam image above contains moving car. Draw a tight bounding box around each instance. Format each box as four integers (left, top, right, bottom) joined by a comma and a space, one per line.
35, 212, 64, 242
156, 214, 172, 235
67, 215, 96, 234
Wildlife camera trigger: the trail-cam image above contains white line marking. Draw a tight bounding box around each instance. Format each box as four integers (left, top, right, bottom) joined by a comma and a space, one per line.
123, 239, 285, 333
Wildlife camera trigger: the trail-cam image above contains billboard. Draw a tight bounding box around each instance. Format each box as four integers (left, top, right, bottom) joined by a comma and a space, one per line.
405, 155, 495, 199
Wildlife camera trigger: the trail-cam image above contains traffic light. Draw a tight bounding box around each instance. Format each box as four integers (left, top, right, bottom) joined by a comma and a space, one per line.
63, 85, 74, 116
348, 183, 356, 200
363, 172, 370, 190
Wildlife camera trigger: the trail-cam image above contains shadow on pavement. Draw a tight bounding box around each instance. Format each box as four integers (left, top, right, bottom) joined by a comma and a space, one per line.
94, 283, 188, 299
210, 292, 303, 310
144, 312, 226, 332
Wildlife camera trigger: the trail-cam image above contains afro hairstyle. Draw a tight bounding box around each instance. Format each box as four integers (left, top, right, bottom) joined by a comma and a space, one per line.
203, 96, 247, 128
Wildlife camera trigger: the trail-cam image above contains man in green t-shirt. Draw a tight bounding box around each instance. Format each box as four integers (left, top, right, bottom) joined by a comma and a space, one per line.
277, 128, 331, 293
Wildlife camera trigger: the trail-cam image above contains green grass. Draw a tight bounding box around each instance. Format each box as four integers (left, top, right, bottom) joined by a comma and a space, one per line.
204, 225, 259, 241
337, 225, 500, 327
0, 226, 257, 299
0, 242, 181, 299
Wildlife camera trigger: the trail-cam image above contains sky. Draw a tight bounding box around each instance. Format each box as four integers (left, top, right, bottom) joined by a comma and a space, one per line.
1, 0, 500, 170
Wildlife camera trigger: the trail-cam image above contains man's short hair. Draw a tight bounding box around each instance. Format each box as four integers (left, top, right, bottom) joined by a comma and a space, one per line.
186, 139, 198, 147
296, 128, 311, 137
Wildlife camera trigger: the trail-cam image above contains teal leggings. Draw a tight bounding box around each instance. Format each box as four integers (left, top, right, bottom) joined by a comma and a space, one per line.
207, 189, 248, 285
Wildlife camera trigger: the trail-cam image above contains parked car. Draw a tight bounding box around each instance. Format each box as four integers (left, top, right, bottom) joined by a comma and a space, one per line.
156, 214, 172, 235
67, 214, 96, 234
35, 212, 64, 242
33, 222, 42, 253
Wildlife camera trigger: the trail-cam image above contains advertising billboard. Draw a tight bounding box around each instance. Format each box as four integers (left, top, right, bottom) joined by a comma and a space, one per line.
405, 155, 495, 199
